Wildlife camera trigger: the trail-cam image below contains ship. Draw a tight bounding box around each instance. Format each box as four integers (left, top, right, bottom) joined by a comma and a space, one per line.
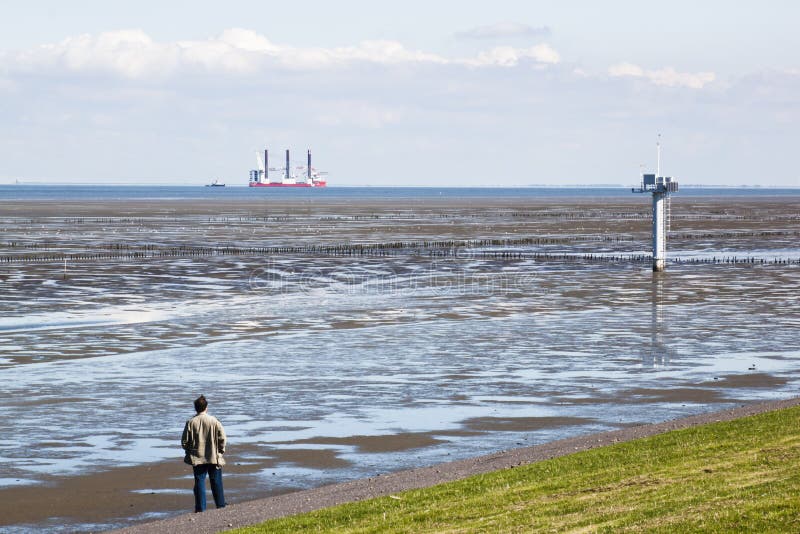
249, 148, 327, 187
206, 179, 225, 187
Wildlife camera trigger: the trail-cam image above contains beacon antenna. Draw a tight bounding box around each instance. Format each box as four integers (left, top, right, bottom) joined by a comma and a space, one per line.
631, 135, 679, 272
657, 133, 661, 177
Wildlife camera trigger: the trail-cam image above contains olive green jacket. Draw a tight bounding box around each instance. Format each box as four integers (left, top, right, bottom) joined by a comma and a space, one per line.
181, 412, 226, 466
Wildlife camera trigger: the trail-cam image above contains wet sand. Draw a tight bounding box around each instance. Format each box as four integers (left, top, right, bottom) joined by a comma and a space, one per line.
111, 396, 800, 534
3, 397, 796, 532
1, 194, 798, 531
0, 417, 600, 529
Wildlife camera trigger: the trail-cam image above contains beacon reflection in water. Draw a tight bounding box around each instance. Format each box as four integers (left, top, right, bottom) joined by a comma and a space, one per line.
644, 272, 670, 367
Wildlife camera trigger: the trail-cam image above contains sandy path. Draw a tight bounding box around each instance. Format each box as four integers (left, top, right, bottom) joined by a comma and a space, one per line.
110, 396, 800, 534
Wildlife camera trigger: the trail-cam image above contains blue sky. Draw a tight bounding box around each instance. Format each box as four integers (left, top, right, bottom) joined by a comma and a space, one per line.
1, 1, 798, 186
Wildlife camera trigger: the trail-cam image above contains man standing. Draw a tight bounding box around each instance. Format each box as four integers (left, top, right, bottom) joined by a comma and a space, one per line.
181, 395, 227, 512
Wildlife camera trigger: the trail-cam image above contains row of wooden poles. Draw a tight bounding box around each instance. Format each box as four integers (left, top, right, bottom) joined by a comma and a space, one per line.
1, 243, 797, 266
2, 236, 630, 252
3, 229, 798, 253
10, 211, 800, 225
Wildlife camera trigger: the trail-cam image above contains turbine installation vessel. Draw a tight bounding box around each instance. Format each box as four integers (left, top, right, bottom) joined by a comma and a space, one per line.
249, 148, 328, 187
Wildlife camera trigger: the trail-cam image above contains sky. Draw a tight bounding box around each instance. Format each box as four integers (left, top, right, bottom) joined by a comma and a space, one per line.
1, 1, 798, 186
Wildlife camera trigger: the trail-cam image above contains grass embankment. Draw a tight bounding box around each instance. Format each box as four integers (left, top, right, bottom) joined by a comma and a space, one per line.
232, 406, 800, 533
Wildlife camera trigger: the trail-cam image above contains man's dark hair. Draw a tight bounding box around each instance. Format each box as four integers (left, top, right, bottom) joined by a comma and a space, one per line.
194, 395, 208, 413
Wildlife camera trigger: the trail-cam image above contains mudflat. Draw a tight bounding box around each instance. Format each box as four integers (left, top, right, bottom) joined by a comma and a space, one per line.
1, 194, 798, 531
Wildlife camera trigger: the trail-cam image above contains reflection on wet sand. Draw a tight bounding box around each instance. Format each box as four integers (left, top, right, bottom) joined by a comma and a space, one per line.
647, 272, 668, 367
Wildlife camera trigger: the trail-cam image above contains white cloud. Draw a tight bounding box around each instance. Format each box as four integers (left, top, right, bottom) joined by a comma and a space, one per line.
0, 29, 560, 79
11, 30, 179, 79
330, 41, 448, 65
465, 44, 560, 67
608, 62, 643, 78
455, 22, 551, 40
283, 40, 448, 69
609, 62, 715, 89
216, 28, 280, 53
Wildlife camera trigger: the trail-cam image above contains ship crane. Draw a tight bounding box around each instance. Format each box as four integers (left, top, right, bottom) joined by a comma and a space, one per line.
249, 146, 328, 188
632, 135, 679, 272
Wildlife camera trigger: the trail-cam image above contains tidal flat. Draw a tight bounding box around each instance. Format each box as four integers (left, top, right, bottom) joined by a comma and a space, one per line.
0, 194, 798, 531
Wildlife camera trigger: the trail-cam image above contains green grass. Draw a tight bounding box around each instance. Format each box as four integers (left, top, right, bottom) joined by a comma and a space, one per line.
231, 406, 800, 533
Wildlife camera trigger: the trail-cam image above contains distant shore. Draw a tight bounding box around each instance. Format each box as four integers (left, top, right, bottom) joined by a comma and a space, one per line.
1, 184, 800, 205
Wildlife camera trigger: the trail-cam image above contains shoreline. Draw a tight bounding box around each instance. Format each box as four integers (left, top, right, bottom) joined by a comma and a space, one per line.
110, 396, 800, 534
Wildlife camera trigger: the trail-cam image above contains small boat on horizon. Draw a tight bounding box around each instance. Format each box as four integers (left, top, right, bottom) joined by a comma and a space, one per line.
206, 179, 225, 187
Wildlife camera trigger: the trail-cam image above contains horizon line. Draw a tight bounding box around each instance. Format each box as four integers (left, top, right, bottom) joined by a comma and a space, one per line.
2, 182, 799, 189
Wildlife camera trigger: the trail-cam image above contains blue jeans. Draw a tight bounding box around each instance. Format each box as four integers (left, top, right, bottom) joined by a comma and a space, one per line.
193, 464, 226, 512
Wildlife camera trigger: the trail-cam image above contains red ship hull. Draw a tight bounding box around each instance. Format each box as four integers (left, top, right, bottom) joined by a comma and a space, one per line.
249, 182, 327, 187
